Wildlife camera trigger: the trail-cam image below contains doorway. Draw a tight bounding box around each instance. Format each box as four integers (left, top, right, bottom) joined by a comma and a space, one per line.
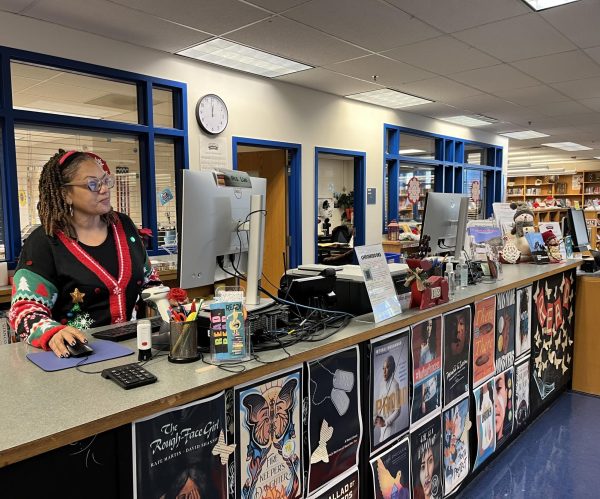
233, 138, 301, 296
314, 147, 366, 263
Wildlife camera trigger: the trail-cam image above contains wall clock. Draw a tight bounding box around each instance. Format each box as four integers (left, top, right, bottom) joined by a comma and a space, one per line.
196, 93, 228, 134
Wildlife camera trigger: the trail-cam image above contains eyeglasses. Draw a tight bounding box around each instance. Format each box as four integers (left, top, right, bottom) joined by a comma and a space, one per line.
63, 174, 115, 192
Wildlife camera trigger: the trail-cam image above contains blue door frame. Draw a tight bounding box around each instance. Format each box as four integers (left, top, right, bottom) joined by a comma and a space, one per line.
314, 147, 366, 262
232, 137, 302, 269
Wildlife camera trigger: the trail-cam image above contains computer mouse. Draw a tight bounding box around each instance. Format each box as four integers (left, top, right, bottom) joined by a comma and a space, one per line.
65, 339, 94, 358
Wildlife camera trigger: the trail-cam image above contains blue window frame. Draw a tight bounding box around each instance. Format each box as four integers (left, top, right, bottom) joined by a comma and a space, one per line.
383, 125, 503, 232
0, 46, 188, 265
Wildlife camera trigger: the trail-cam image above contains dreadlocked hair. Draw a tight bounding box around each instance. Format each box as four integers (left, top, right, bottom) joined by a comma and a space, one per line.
38, 149, 117, 239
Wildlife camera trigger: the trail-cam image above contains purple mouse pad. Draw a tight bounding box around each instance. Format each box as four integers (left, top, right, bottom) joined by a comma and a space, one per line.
26, 340, 134, 372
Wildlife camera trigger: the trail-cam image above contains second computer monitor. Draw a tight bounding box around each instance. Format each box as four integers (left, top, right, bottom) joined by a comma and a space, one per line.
566, 207, 590, 252
420, 192, 470, 257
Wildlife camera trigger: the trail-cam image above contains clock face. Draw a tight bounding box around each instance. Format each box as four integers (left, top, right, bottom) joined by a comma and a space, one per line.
196, 94, 228, 134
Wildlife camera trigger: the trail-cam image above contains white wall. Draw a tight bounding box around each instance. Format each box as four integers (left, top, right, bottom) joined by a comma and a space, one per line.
0, 11, 509, 263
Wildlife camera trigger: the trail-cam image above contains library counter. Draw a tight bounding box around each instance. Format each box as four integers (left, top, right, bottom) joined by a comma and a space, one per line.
0, 261, 579, 468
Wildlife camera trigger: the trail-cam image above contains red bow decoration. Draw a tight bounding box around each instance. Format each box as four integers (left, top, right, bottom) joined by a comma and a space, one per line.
138, 228, 153, 239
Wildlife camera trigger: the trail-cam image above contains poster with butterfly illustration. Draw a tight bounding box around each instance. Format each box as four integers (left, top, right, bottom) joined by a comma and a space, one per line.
411, 316, 443, 427
235, 367, 303, 499
473, 296, 496, 388
530, 270, 575, 416
514, 357, 530, 430
442, 396, 470, 496
369, 436, 410, 499
307, 346, 361, 496
307, 466, 359, 499
494, 367, 514, 449
410, 414, 442, 499
132, 391, 229, 499
369, 329, 410, 454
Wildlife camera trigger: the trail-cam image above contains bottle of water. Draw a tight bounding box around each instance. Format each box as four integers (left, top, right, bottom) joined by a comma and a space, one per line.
458, 256, 468, 289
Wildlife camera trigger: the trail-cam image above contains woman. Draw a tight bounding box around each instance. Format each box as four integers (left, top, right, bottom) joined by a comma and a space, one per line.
373, 355, 402, 443
9, 149, 159, 357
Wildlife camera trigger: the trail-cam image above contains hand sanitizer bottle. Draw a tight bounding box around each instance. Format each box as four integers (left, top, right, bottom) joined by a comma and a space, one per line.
445, 262, 456, 296
458, 256, 468, 288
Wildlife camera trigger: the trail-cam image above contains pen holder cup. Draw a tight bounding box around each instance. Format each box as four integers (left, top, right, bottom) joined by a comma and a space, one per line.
168, 321, 200, 363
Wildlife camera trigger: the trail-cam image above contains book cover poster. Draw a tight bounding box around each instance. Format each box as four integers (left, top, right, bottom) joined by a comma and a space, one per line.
442, 307, 471, 407
210, 301, 247, 360
531, 270, 575, 415
307, 346, 361, 496
410, 415, 442, 499
369, 329, 410, 453
369, 437, 410, 499
442, 397, 470, 497
515, 358, 530, 430
307, 467, 359, 499
132, 392, 229, 499
494, 367, 514, 449
473, 296, 496, 387
410, 316, 443, 426
235, 367, 303, 499
495, 290, 516, 374
473, 378, 496, 470
515, 286, 532, 359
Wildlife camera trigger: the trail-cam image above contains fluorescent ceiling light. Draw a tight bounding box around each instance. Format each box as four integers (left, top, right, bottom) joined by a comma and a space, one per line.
399, 149, 426, 155
522, 0, 581, 12
500, 130, 550, 140
439, 114, 498, 127
541, 142, 592, 151
346, 88, 432, 109
177, 38, 312, 78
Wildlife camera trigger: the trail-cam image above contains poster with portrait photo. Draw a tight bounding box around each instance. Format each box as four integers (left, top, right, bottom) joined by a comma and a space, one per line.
411, 316, 443, 427
307, 466, 359, 499
473, 377, 496, 470
132, 391, 229, 499
307, 346, 362, 496
443, 307, 471, 407
370, 437, 410, 499
410, 414, 442, 499
473, 296, 496, 387
495, 290, 516, 374
515, 286, 532, 359
514, 358, 530, 430
494, 367, 514, 449
442, 396, 470, 497
369, 329, 410, 454
234, 367, 303, 499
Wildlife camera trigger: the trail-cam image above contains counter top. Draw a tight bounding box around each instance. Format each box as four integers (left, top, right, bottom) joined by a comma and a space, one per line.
0, 261, 579, 467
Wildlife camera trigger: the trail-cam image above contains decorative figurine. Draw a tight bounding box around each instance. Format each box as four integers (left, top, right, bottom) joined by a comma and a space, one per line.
542, 230, 563, 263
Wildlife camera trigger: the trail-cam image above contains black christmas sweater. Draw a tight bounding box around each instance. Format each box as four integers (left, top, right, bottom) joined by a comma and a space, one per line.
9, 212, 159, 350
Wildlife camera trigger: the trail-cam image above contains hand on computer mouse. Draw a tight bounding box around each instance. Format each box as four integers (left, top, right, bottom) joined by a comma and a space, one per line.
48, 326, 89, 358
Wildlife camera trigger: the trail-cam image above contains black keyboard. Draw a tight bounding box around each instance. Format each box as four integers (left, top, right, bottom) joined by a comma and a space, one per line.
90, 316, 164, 341
101, 362, 157, 390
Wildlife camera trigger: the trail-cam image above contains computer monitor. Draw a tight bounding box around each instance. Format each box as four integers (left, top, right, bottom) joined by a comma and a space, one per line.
566, 207, 590, 252
177, 169, 266, 290
420, 192, 470, 257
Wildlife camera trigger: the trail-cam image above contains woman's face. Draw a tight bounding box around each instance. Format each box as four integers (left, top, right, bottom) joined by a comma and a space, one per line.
451, 316, 466, 355
495, 375, 507, 437
382, 359, 391, 381
64, 159, 112, 217
420, 447, 435, 497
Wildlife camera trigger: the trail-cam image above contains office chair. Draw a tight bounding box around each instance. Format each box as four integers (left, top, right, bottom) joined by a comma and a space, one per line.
331, 224, 351, 243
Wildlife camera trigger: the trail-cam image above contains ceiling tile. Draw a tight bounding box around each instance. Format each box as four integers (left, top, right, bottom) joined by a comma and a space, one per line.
512, 50, 600, 83
494, 85, 571, 106
453, 13, 576, 62
0, 0, 36, 12
442, 94, 514, 113
23, 0, 212, 53
244, 0, 311, 13
108, 0, 270, 35
579, 97, 600, 112
402, 102, 459, 118
276, 68, 381, 96
551, 76, 600, 99
528, 100, 594, 117
542, 0, 600, 49
393, 77, 483, 101
383, 36, 500, 75
283, 0, 440, 52
585, 45, 600, 65
562, 113, 600, 126
388, 0, 529, 34
451, 64, 540, 93
227, 17, 368, 66
325, 55, 435, 87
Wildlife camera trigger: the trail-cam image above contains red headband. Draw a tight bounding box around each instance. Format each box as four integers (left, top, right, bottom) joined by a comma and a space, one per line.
58, 150, 111, 174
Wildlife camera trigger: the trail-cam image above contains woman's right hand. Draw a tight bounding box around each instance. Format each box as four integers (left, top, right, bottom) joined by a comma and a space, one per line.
48, 326, 88, 358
